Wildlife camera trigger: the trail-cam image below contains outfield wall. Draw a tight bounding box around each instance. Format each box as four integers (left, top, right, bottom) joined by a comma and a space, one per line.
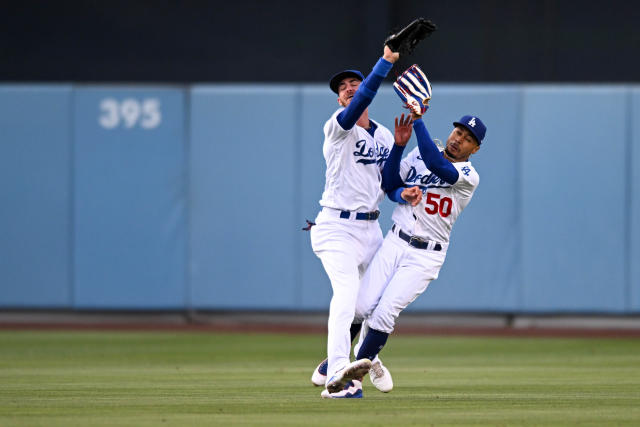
1, 84, 638, 313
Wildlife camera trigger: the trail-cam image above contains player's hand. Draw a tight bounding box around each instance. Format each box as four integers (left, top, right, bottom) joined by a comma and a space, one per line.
383, 45, 400, 63
394, 113, 413, 146
401, 186, 422, 206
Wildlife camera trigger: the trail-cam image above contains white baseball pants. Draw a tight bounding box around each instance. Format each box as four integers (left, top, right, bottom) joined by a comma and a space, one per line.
354, 227, 447, 333
310, 208, 383, 381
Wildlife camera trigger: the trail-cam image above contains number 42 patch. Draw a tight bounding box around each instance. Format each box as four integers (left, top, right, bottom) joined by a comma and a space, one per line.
461, 166, 471, 176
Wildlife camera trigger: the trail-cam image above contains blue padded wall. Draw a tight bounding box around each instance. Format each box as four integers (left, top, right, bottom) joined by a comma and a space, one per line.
298, 86, 337, 310
0, 86, 73, 307
0, 83, 638, 313
631, 89, 640, 311
189, 86, 298, 309
73, 87, 187, 308
521, 87, 628, 312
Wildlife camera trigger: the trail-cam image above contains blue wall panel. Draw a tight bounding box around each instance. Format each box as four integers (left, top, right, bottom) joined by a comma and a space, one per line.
0, 86, 73, 307
73, 87, 186, 308
521, 87, 628, 312
630, 89, 640, 312
298, 86, 338, 310
189, 86, 298, 309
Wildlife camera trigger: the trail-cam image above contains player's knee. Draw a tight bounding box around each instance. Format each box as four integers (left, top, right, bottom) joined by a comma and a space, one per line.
354, 302, 367, 323
355, 295, 380, 321
368, 315, 396, 334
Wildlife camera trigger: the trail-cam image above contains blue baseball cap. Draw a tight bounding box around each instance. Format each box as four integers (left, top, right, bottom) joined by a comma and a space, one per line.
329, 69, 364, 94
453, 115, 486, 144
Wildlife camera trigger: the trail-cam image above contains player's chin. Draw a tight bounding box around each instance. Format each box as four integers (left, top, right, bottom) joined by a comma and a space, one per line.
446, 146, 464, 161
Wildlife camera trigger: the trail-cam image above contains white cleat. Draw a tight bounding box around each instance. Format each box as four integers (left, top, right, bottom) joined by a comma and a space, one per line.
326, 358, 371, 394
311, 358, 328, 387
369, 359, 393, 392
321, 379, 363, 398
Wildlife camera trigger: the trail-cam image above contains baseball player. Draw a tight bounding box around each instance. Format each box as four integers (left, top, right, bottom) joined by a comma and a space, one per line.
351, 85, 487, 377
308, 44, 403, 399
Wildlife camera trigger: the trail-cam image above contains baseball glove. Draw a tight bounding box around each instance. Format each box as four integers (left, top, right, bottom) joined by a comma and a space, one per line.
384, 18, 437, 56
393, 64, 432, 117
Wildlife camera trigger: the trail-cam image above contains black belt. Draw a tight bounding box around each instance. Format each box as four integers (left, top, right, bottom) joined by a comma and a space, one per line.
392, 224, 442, 251
340, 210, 380, 220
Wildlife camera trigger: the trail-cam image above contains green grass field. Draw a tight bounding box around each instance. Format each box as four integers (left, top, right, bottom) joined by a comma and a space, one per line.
1, 331, 639, 426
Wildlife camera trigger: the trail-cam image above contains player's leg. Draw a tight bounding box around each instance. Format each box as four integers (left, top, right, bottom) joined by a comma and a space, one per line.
351, 234, 399, 344
355, 266, 402, 393
353, 231, 404, 324
354, 266, 428, 393
357, 220, 385, 280
311, 220, 374, 393
353, 320, 394, 392
349, 224, 387, 366
362, 248, 445, 360
351, 231, 404, 392
315, 247, 362, 380
310, 322, 363, 386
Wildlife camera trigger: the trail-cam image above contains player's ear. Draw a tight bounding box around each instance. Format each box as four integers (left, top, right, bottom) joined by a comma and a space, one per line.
471, 144, 480, 155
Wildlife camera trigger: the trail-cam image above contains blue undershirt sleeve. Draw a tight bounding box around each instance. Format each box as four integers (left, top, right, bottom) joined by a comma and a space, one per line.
336, 58, 393, 130
388, 187, 408, 204
413, 118, 459, 184
382, 143, 408, 204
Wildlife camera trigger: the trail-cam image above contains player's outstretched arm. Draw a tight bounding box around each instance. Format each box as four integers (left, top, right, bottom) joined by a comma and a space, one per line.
413, 118, 459, 184
383, 115, 422, 206
382, 144, 405, 195
382, 114, 411, 196
384, 151, 422, 206
336, 46, 399, 130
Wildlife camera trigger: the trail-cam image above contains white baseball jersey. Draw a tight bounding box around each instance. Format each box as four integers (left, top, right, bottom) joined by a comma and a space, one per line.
391, 146, 479, 244
319, 108, 395, 212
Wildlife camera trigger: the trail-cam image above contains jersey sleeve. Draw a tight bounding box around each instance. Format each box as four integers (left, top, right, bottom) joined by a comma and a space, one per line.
452, 162, 480, 198
324, 109, 351, 144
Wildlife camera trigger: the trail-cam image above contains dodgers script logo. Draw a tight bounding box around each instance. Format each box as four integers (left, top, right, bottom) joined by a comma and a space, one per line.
353, 140, 390, 165
405, 166, 451, 189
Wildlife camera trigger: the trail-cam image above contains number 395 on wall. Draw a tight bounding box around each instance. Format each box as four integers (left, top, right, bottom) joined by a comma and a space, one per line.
99, 98, 161, 129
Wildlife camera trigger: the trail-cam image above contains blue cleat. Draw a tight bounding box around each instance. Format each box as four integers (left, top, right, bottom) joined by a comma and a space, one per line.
321, 380, 363, 398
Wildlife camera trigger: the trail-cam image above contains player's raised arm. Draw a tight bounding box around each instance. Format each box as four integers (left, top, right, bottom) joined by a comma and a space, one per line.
335, 46, 398, 130
413, 118, 459, 184
382, 114, 411, 191
382, 114, 422, 206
